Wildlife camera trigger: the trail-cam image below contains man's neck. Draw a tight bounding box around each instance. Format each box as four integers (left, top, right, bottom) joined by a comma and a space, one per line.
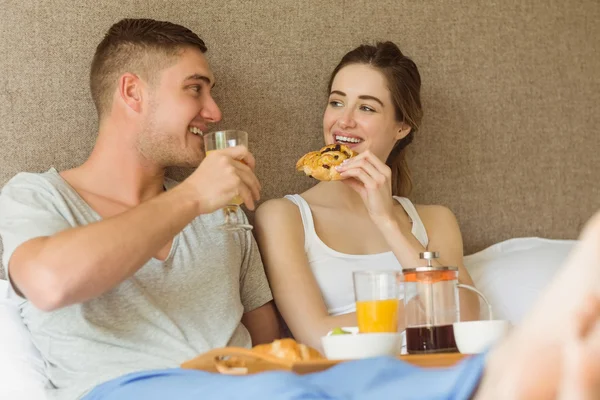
64, 125, 166, 207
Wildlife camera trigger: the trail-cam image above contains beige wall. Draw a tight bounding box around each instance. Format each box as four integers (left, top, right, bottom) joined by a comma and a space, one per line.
1, 1, 599, 279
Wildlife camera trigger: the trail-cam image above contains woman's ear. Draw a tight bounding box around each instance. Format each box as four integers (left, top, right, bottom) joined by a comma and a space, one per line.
395, 123, 412, 141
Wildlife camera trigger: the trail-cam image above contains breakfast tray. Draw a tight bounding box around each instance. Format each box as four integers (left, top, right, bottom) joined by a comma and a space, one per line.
181, 347, 466, 375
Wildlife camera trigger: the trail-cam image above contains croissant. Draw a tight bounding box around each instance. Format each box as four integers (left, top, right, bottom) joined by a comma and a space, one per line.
296, 144, 358, 181
252, 338, 324, 362
213, 338, 324, 375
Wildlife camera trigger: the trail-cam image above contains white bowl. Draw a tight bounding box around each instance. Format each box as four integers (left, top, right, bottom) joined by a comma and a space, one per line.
321, 327, 404, 360
453, 320, 511, 354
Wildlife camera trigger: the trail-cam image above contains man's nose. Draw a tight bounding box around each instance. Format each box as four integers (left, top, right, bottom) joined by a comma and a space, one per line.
201, 95, 222, 123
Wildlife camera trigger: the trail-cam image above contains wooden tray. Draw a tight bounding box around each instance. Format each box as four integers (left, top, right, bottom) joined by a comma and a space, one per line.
181, 347, 467, 375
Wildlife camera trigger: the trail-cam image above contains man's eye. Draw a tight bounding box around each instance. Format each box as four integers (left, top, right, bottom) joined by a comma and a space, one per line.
190, 85, 202, 93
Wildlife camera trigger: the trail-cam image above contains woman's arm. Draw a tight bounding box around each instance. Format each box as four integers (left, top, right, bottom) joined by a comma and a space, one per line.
254, 198, 357, 351
336, 152, 480, 320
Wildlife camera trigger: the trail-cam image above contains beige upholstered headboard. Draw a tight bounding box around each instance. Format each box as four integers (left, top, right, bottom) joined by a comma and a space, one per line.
1, 1, 599, 279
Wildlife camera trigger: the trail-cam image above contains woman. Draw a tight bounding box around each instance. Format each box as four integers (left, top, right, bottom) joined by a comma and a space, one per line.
255, 41, 479, 350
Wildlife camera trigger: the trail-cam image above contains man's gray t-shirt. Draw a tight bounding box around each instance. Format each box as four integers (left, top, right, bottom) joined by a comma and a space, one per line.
0, 169, 273, 400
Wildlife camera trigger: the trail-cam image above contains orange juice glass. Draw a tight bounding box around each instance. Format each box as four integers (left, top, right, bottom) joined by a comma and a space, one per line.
353, 271, 401, 333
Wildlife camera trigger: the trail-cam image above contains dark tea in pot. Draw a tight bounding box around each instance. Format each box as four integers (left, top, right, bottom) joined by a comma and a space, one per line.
405, 324, 458, 354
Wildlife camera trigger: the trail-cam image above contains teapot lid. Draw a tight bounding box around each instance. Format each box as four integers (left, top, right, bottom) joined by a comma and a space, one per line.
402, 251, 458, 274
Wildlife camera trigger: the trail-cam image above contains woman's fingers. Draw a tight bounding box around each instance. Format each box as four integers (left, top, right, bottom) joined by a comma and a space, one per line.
357, 151, 391, 177
338, 150, 391, 180
338, 158, 387, 189
339, 166, 378, 188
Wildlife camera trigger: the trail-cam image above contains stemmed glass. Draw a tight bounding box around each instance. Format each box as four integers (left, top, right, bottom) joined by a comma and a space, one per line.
203, 130, 253, 232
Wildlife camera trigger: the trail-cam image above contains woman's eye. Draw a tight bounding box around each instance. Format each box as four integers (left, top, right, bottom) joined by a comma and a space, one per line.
329, 100, 342, 107
360, 105, 375, 112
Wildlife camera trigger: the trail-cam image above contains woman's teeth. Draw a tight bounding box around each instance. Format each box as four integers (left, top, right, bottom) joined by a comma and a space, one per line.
335, 135, 362, 144
189, 127, 204, 136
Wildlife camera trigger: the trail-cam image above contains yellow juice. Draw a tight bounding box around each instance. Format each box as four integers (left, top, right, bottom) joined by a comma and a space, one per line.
206, 150, 243, 205
356, 299, 399, 333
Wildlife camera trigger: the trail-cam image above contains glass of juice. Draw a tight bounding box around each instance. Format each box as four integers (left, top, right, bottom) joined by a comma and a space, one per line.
203, 130, 253, 231
353, 271, 401, 333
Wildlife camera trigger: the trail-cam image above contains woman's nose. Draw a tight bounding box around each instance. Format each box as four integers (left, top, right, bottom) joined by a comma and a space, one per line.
338, 109, 356, 129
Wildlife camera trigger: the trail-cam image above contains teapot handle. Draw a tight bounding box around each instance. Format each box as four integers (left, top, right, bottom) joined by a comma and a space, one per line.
456, 283, 493, 320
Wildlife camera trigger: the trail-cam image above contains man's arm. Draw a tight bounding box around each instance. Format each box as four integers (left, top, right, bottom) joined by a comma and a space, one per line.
9, 184, 198, 311
242, 301, 281, 345
5, 146, 260, 311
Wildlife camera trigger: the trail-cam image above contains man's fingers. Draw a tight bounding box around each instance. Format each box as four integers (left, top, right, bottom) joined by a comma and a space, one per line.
222, 146, 256, 170
237, 185, 256, 211
233, 163, 261, 201
196, 146, 260, 211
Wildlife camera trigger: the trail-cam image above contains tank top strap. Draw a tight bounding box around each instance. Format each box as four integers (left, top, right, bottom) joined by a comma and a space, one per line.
393, 196, 429, 248
284, 194, 317, 249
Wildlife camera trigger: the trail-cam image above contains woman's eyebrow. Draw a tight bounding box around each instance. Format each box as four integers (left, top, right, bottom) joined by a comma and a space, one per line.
329, 90, 384, 107
358, 95, 383, 107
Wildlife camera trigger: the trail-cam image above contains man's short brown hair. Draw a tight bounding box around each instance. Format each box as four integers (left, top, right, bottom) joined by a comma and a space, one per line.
90, 18, 207, 118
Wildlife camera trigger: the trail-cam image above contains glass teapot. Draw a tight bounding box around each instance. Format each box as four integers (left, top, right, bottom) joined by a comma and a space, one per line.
403, 251, 492, 354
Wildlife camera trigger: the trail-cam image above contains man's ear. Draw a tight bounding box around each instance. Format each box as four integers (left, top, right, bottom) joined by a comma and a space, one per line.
395, 123, 412, 141
118, 73, 144, 113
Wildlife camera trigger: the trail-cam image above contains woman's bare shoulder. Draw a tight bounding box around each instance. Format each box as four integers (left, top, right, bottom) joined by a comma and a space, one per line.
254, 197, 306, 250
414, 204, 455, 218
412, 203, 459, 228
255, 197, 301, 222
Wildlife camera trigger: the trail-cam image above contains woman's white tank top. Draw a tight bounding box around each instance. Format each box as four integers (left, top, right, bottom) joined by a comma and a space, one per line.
284, 194, 429, 316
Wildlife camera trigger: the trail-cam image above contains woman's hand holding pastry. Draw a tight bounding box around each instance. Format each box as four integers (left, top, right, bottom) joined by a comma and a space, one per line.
335, 151, 396, 223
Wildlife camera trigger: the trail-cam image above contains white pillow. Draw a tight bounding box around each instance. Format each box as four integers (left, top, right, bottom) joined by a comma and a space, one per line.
464, 237, 576, 325
0, 279, 48, 400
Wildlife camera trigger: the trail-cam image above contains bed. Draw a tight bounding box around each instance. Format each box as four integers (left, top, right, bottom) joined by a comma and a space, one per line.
0, 1, 598, 398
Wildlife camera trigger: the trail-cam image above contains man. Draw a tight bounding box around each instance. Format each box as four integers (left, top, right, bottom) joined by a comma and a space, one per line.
0, 18, 279, 399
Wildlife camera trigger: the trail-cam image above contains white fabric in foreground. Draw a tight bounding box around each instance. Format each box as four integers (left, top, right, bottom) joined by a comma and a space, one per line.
464, 237, 576, 325
0, 279, 48, 400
